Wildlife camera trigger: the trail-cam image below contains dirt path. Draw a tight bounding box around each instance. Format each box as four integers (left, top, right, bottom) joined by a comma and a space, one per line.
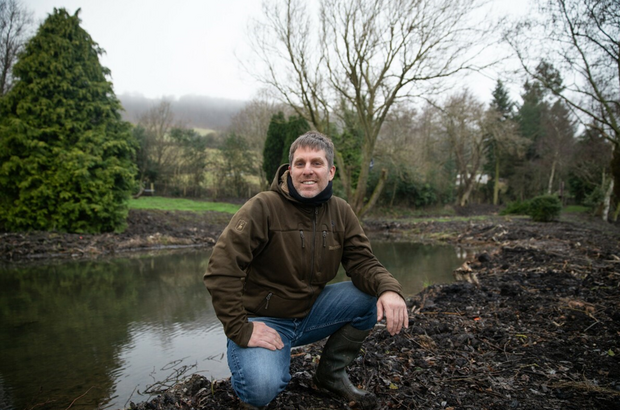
2, 209, 619, 409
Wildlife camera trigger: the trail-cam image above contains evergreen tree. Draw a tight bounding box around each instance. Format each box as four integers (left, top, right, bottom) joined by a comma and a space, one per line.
0, 8, 136, 233
517, 80, 547, 160
281, 114, 309, 165
489, 80, 513, 119
262, 112, 287, 180
510, 78, 550, 199
262, 112, 310, 182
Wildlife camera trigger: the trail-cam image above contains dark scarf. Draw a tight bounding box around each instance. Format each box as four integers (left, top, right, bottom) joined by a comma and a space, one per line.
287, 174, 333, 205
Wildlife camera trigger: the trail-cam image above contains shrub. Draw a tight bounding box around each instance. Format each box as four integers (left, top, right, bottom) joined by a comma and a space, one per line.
527, 195, 562, 222
500, 200, 531, 216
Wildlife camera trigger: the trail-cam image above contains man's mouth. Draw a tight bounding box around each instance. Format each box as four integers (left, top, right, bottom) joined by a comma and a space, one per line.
302, 181, 316, 185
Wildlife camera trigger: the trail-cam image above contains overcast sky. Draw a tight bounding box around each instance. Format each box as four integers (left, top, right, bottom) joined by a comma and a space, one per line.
27, 0, 528, 103
28, 0, 263, 101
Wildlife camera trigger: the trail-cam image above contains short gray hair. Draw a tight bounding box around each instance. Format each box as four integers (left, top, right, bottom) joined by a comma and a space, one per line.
289, 131, 335, 168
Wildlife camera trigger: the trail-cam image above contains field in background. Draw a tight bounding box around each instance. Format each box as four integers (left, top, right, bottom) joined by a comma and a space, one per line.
129, 196, 241, 214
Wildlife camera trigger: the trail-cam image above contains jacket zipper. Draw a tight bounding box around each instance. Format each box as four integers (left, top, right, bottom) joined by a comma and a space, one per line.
322, 230, 327, 248
299, 230, 305, 248
264, 292, 273, 310
307, 208, 318, 311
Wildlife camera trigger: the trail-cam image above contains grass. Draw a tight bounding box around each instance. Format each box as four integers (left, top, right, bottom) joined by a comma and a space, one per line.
563, 205, 589, 214
129, 196, 241, 214
128, 197, 594, 221
193, 127, 216, 136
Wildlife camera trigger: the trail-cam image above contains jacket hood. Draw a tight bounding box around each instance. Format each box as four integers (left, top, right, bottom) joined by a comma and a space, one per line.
270, 163, 294, 200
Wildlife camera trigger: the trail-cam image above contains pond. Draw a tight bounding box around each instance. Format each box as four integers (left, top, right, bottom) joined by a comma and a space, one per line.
0, 241, 472, 410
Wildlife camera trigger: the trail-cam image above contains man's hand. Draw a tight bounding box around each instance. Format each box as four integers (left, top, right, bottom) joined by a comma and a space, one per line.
247, 321, 284, 350
377, 291, 409, 335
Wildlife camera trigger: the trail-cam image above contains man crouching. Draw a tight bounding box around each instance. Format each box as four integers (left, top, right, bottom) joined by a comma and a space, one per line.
203, 131, 408, 409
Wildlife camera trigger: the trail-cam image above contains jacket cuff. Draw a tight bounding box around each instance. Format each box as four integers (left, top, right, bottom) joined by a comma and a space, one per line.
232, 322, 254, 348
377, 284, 405, 301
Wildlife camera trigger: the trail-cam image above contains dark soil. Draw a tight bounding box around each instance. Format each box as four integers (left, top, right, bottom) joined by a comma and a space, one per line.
2, 207, 620, 409
0, 209, 229, 262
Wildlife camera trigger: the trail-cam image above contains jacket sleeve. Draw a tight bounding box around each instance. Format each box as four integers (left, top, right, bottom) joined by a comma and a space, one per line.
339, 200, 404, 299
203, 196, 270, 347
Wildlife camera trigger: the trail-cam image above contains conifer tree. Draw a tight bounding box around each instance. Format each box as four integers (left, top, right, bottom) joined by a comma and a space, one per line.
262, 112, 310, 182
0, 8, 136, 233
262, 112, 287, 180
280, 114, 309, 165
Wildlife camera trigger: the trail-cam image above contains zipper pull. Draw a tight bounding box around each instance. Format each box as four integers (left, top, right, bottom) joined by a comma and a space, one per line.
265, 293, 272, 310
299, 230, 305, 248
322, 230, 327, 248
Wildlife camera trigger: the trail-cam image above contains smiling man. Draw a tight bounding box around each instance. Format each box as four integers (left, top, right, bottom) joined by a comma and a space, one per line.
204, 131, 408, 409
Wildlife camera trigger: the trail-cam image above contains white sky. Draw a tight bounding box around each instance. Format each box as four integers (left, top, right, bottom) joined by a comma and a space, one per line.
26, 0, 529, 103
27, 0, 264, 101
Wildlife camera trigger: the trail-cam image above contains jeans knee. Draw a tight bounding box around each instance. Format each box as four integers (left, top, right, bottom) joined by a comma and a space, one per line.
231, 365, 289, 407
353, 303, 377, 330
228, 340, 291, 407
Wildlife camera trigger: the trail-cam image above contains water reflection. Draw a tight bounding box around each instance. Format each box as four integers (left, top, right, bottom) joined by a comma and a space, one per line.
0, 242, 466, 410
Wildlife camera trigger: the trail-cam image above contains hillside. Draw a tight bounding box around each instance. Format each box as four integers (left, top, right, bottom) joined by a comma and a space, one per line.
118, 93, 247, 130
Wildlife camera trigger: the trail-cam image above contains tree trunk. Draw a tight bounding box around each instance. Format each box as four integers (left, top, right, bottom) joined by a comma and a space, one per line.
334, 150, 351, 201
459, 174, 476, 207
547, 159, 557, 195
351, 145, 375, 214
389, 177, 398, 208
493, 155, 500, 205
359, 168, 388, 218
602, 178, 613, 222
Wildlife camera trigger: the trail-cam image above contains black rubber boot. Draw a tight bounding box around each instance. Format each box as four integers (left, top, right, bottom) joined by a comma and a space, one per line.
313, 324, 377, 409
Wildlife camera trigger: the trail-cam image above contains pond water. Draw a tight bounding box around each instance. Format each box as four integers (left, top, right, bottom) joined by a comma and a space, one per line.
0, 241, 471, 410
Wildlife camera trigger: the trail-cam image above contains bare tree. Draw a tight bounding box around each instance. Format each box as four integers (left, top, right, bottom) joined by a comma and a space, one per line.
135, 100, 183, 194
439, 90, 488, 206
0, 0, 32, 96
539, 100, 576, 195
227, 93, 290, 187
484, 110, 525, 204
247, 0, 496, 215
506, 0, 619, 220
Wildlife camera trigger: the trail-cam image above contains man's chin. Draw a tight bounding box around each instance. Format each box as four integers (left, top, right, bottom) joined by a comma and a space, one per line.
299, 190, 318, 198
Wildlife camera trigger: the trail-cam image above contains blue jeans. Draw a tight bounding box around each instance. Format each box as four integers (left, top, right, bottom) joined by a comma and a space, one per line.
227, 281, 377, 407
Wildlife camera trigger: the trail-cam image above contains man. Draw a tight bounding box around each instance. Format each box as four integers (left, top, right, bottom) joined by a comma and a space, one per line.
204, 131, 408, 409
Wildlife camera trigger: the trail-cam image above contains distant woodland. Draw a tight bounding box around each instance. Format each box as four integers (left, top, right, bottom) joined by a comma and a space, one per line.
1, 0, 619, 234
118, 94, 247, 130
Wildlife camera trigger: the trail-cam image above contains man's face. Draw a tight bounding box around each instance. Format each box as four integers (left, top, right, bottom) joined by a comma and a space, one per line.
289, 146, 336, 198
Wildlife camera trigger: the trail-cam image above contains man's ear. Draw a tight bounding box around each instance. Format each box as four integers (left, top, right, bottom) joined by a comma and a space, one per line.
329, 166, 336, 180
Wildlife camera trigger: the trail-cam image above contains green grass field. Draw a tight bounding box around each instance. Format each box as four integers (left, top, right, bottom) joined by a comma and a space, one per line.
563, 205, 589, 213
129, 196, 241, 214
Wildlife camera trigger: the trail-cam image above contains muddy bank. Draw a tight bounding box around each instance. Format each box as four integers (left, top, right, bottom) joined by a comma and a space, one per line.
2, 208, 619, 409
0, 209, 229, 262
127, 212, 619, 410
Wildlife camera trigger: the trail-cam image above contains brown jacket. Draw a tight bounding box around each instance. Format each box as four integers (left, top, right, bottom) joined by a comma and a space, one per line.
203, 164, 403, 347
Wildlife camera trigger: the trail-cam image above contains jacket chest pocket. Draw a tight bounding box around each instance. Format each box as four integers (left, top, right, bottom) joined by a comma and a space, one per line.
313, 224, 342, 284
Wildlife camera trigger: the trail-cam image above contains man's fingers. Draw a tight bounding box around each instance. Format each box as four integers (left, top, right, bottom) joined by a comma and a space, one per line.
376, 301, 384, 322
248, 322, 284, 350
